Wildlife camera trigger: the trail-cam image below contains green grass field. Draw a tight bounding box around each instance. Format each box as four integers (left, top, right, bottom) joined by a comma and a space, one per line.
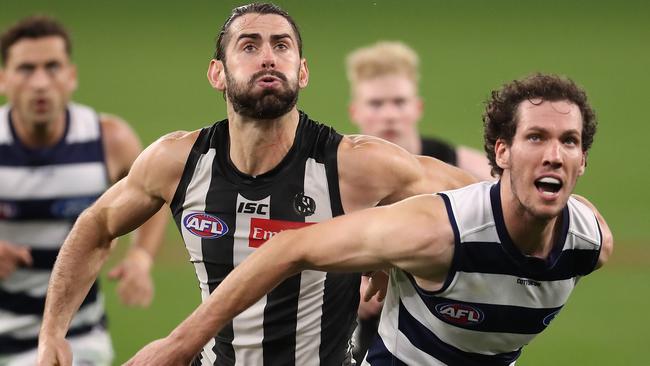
2, 1, 649, 364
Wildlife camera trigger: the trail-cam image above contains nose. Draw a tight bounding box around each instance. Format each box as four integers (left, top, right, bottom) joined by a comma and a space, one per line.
542, 140, 563, 169
29, 68, 51, 90
260, 44, 276, 69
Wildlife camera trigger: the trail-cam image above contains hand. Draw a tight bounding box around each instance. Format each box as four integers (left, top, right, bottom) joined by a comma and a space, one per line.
358, 271, 388, 319
123, 337, 193, 366
0, 240, 32, 279
108, 247, 154, 307
37, 336, 72, 366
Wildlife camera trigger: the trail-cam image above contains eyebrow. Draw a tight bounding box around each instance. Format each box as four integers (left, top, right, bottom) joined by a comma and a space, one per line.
236, 33, 293, 43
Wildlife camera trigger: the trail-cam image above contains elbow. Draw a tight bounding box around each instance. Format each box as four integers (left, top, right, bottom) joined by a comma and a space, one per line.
271, 230, 307, 275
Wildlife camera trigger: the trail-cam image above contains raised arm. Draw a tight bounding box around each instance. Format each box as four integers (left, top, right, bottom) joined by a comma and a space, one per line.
124, 194, 455, 366
37, 131, 194, 366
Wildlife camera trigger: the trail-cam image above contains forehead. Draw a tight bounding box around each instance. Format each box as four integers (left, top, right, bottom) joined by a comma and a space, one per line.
6, 36, 69, 65
516, 99, 582, 132
355, 74, 417, 100
228, 13, 296, 40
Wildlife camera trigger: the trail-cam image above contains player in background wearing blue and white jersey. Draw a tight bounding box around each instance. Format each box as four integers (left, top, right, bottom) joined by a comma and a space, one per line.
0, 16, 168, 366
116, 73, 613, 366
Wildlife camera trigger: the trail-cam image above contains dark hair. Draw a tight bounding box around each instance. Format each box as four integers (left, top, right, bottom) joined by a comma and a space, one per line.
214, 3, 302, 62
483, 73, 597, 176
1, 15, 72, 66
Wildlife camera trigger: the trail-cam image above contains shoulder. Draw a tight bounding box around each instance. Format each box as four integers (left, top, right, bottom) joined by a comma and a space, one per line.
569, 195, 614, 269
99, 113, 139, 147
338, 134, 420, 178
130, 129, 201, 200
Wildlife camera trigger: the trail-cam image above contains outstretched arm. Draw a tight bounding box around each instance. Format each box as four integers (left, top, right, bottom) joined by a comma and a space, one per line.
38, 131, 193, 366
124, 194, 454, 365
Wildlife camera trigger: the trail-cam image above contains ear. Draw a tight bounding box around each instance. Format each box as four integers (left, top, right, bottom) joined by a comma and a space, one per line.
0, 68, 6, 95
578, 151, 586, 176
414, 96, 424, 123
68, 63, 78, 93
348, 102, 360, 126
298, 58, 309, 89
494, 138, 510, 171
207, 59, 226, 91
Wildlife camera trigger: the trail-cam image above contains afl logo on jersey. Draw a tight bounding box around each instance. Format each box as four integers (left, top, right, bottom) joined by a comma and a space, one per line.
183, 212, 229, 239
435, 303, 484, 326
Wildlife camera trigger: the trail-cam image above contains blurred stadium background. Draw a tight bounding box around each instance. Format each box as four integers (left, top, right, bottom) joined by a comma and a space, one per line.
2, 0, 648, 364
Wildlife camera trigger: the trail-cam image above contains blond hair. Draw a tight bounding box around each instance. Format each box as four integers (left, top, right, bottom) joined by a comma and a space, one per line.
346, 41, 420, 90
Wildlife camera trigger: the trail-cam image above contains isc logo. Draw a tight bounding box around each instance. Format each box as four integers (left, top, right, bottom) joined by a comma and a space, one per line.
183, 212, 229, 239
434, 303, 484, 326
237, 202, 269, 215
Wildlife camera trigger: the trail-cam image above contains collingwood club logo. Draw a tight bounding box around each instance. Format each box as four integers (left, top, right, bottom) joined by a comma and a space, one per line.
293, 192, 315, 216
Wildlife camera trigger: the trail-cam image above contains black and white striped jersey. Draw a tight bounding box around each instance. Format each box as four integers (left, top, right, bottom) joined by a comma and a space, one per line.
0, 103, 109, 355
171, 112, 360, 366
365, 181, 602, 366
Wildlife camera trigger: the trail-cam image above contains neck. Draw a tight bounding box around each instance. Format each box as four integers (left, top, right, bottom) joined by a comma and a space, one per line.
499, 176, 561, 259
226, 106, 300, 177
396, 131, 422, 155
11, 110, 66, 148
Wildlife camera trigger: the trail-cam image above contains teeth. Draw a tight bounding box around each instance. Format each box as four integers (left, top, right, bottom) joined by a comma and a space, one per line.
538, 177, 560, 185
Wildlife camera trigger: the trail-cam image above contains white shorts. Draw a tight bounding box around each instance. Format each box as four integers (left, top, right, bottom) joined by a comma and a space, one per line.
0, 327, 114, 366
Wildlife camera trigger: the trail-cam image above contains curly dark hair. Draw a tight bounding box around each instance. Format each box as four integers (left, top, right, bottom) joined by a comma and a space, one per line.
214, 3, 302, 62
483, 73, 597, 177
1, 15, 71, 66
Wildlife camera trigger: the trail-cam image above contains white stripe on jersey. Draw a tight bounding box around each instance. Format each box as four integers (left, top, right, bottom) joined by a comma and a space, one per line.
0, 105, 11, 144
294, 158, 331, 364
0, 269, 50, 296
180, 148, 217, 365
0, 220, 72, 248
231, 194, 270, 366
443, 271, 575, 308
0, 294, 105, 338
65, 103, 101, 143
0, 163, 107, 199
394, 270, 537, 354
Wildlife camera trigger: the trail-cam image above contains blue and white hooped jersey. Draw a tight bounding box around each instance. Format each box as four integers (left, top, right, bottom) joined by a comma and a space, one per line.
364, 181, 602, 366
0, 103, 109, 355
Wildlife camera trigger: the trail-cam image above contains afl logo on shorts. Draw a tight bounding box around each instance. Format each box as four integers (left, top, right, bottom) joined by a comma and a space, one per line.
435, 303, 484, 326
183, 212, 229, 239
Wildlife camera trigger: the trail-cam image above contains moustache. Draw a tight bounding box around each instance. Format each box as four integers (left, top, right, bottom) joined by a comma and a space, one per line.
248, 70, 288, 85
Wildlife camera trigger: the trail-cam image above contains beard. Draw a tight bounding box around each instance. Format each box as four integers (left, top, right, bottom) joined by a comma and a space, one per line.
225, 68, 299, 120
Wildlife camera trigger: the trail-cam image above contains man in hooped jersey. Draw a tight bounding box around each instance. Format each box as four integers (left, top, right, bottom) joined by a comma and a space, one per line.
119, 73, 613, 366
0, 16, 168, 366
37, 3, 474, 366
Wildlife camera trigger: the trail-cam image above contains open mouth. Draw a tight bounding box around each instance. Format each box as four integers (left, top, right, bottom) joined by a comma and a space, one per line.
534, 177, 563, 196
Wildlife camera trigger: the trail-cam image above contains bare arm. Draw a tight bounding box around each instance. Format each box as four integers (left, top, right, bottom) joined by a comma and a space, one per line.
125, 195, 454, 365
38, 131, 195, 365
101, 115, 170, 306
337, 135, 476, 212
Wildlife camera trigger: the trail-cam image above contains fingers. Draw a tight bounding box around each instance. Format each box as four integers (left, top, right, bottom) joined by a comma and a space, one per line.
108, 264, 124, 280
116, 273, 154, 307
14, 246, 33, 266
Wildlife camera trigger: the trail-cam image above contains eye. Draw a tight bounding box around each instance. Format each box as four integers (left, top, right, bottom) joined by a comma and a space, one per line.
16, 64, 35, 75
563, 136, 579, 146
368, 100, 383, 109
393, 98, 407, 107
45, 62, 61, 74
243, 44, 257, 53
275, 42, 288, 50
527, 134, 542, 142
